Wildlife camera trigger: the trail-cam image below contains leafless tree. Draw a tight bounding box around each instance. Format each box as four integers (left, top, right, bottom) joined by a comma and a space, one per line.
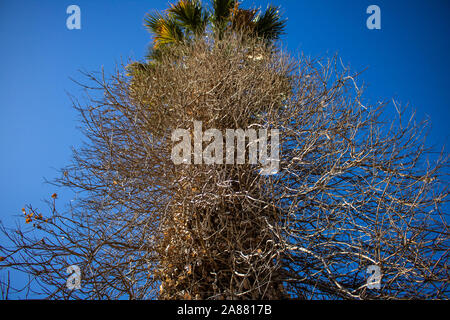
0, 33, 448, 299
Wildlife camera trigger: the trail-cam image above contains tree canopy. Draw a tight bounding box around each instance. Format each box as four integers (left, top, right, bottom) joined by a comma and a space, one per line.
0, 2, 448, 300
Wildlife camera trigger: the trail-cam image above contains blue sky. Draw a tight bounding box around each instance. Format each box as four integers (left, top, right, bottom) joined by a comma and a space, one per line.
0, 0, 449, 297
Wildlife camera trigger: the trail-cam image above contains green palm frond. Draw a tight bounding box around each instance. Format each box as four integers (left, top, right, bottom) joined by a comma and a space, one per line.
253, 5, 286, 40
144, 11, 164, 35
211, 0, 235, 24
144, 11, 184, 48
210, 0, 236, 36
168, 0, 209, 35
143, 1, 286, 60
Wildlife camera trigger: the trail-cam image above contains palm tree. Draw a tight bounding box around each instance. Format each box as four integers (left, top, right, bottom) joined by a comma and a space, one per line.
143, 0, 286, 60
132, 1, 289, 300
126, 0, 286, 97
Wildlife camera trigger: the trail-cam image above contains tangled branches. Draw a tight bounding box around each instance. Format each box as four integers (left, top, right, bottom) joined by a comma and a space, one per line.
0, 33, 448, 299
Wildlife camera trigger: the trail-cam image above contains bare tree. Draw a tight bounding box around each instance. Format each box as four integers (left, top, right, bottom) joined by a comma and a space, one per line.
0, 33, 448, 300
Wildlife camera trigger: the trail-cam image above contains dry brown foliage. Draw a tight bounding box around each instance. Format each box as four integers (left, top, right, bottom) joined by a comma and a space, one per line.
0, 33, 448, 299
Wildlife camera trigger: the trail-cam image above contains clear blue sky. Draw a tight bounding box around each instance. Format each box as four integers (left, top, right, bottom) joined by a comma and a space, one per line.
0, 0, 449, 297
